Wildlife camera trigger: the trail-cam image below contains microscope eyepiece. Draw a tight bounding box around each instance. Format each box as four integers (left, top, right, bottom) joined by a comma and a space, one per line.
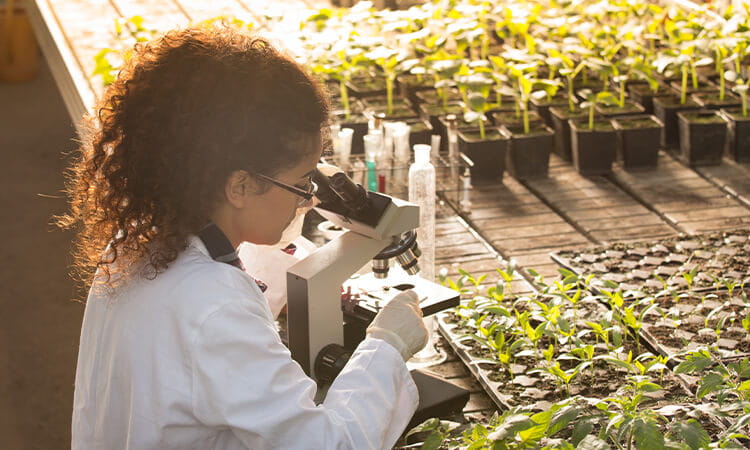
329, 172, 369, 213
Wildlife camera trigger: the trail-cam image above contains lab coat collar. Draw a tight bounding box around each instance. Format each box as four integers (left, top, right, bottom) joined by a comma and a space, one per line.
187, 234, 211, 258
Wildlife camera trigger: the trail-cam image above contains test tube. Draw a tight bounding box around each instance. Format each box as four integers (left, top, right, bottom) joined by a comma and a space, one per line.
330, 122, 341, 161
337, 128, 354, 171
363, 133, 382, 192
351, 159, 366, 186
459, 168, 472, 214
430, 134, 441, 158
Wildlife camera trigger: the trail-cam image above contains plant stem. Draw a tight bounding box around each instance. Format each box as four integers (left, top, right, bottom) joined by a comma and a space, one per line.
691, 61, 698, 89
589, 102, 595, 130
568, 78, 575, 112
619, 80, 626, 107
386, 76, 393, 116
340, 80, 350, 121
743, 92, 748, 117
681, 65, 688, 105
522, 101, 530, 134
478, 117, 485, 140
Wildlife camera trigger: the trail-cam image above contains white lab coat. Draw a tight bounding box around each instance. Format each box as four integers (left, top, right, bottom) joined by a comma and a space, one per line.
72, 236, 418, 449
237, 236, 318, 319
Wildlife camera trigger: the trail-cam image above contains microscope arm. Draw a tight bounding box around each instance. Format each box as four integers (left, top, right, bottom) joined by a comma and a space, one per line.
287, 230, 392, 376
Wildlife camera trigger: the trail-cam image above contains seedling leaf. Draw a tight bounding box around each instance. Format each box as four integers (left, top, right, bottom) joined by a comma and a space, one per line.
672, 419, 709, 450
633, 419, 665, 450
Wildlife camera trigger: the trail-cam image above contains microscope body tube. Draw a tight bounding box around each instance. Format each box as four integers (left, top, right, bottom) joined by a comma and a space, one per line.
409, 144, 436, 282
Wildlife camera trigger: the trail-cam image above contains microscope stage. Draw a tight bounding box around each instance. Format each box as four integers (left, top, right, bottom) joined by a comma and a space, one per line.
341, 272, 460, 321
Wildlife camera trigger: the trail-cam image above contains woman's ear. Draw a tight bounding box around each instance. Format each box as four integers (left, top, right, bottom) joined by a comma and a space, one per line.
224, 170, 253, 208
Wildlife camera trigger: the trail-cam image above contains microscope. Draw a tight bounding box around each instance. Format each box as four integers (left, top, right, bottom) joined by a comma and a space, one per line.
287, 169, 469, 427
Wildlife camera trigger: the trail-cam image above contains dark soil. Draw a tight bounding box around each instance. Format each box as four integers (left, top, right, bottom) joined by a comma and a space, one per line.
554, 229, 750, 295
614, 117, 662, 129
680, 111, 726, 124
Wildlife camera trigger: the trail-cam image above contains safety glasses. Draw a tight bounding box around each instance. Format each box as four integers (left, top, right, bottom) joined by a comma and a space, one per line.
253, 173, 318, 205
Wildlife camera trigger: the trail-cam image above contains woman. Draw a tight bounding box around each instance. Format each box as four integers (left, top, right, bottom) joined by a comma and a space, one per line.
61, 26, 428, 449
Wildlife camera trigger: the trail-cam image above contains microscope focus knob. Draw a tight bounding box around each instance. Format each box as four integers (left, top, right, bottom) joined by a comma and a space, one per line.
314, 344, 352, 384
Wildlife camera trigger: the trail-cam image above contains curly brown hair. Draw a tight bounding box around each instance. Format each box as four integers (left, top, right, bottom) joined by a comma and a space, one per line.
58, 26, 330, 289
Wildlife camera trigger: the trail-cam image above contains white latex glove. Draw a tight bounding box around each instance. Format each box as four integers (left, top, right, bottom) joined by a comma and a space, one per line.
366, 290, 429, 362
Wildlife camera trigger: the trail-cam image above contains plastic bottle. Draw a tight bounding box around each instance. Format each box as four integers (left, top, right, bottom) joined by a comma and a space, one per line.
408, 144, 435, 282
392, 122, 411, 191
408, 145, 444, 367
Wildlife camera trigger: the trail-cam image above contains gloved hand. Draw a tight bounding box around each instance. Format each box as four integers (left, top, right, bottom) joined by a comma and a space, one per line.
366, 290, 429, 362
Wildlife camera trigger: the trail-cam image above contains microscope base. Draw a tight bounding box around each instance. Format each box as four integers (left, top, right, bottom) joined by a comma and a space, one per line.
408, 369, 470, 430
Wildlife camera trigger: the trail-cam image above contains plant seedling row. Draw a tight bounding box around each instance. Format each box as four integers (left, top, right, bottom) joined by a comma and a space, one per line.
435, 269, 742, 444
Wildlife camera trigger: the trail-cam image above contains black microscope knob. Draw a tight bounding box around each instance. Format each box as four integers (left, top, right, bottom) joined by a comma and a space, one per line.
314, 344, 352, 384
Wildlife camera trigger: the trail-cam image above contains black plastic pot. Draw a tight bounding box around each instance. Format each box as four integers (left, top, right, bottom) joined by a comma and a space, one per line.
595, 100, 646, 118
361, 96, 412, 111
611, 114, 664, 169
530, 95, 570, 127
677, 109, 728, 166
457, 127, 509, 181
415, 88, 463, 105
669, 79, 718, 95
610, 78, 649, 92
490, 110, 543, 129
437, 114, 482, 152
627, 84, 672, 115
569, 118, 618, 175
366, 104, 419, 121
691, 91, 742, 110
396, 73, 434, 106
418, 102, 464, 136
550, 106, 587, 161
500, 123, 555, 180
404, 118, 434, 149
721, 107, 750, 162
653, 95, 701, 150
346, 76, 388, 98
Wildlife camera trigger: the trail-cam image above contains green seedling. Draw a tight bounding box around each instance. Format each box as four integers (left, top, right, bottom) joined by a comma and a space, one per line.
578, 89, 618, 130
549, 49, 586, 113
509, 64, 561, 134
429, 57, 464, 109
312, 50, 364, 120
728, 74, 750, 117
465, 92, 491, 139
530, 360, 590, 397
488, 55, 511, 107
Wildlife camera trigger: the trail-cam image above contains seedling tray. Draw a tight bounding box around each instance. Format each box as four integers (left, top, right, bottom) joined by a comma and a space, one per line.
437, 301, 731, 440
550, 230, 750, 365
551, 228, 750, 297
